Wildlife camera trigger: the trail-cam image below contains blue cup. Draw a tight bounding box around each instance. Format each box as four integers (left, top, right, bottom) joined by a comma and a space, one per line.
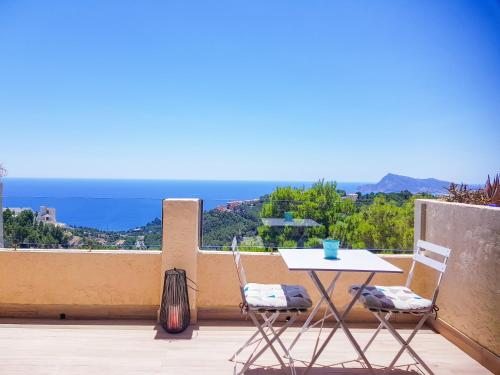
284, 211, 293, 222
323, 239, 340, 259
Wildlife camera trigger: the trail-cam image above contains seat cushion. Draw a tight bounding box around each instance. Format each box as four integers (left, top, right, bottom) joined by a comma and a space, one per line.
243, 283, 312, 311
349, 285, 432, 312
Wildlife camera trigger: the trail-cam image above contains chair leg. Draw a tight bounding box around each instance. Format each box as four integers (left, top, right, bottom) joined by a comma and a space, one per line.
231, 311, 283, 375
358, 311, 393, 359
236, 312, 282, 375
262, 314, 298, 375
374, 311, 434, 374
387, 313, 430, 369
262, 314, 292, 355
239, 312, 297, 374
230, 311, 278, 361
232, 311, 296, 374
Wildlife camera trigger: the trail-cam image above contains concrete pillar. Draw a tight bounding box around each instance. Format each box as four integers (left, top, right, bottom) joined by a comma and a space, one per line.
413, 200, 427, 249
160, 198, 202, 324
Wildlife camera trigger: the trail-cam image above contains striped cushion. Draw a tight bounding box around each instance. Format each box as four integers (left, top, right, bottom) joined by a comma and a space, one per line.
349, 285, 432, 312
244, 283, 312, 310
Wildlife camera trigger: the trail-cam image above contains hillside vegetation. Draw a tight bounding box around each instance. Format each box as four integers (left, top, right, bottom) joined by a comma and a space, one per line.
203, 181, 434, 251
3, 181, 434, 251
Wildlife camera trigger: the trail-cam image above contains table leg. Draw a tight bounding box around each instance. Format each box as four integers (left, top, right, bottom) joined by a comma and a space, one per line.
304, 271, 375, 374
288, 272, 341, 352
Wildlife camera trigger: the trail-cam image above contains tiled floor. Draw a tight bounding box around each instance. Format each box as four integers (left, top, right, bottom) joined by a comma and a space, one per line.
0, 319, 491, 375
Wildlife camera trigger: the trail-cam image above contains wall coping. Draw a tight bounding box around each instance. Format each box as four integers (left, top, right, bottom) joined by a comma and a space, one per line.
416, 198, 500, 211
0, 248, 161, 255
0, 248, 413, 259
197, 249, 413, 259
164, 198, 200, 202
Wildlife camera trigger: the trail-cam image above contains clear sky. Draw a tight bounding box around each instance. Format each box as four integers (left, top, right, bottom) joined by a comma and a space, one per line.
0, 0, 499, 183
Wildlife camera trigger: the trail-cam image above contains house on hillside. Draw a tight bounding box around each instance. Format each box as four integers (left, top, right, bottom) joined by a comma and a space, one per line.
3, 206, 64, 227
36, 206, 57, 224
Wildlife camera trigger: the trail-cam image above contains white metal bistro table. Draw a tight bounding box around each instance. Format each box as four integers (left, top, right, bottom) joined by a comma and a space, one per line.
278, 248, 403, 374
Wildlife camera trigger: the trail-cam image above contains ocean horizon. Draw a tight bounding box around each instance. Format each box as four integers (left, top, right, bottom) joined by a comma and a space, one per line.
1, 178, 367, 231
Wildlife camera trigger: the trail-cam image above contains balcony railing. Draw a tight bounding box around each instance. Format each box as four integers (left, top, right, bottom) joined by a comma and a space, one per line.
200, 195, 416, 253
1, 196, 163, 250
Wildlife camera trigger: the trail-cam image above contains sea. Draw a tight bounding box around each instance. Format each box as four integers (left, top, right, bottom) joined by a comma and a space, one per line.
1, 178, 364, 231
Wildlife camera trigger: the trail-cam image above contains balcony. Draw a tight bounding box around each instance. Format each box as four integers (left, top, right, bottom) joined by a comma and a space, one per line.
0, 320, 488, 374
0, 198, 498, 374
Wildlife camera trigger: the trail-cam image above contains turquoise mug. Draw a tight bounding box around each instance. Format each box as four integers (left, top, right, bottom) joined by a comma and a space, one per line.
284, 212, 293, 222
323, 239, 340, 259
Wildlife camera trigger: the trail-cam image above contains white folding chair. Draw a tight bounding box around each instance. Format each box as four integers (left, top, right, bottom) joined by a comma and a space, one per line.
229, 237, 312, 375
348, 240, 451, 374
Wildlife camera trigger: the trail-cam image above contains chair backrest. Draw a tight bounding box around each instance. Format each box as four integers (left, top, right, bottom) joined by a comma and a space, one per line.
231, 237, 247, 288
406, 240, 451, 305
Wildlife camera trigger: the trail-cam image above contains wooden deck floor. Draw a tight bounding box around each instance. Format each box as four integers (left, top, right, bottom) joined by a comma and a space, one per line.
0, 319, 491, 375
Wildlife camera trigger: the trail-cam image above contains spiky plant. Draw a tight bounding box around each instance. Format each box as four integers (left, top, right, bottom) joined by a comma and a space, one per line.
485, 174, 500, 205
443, 182, 487, 205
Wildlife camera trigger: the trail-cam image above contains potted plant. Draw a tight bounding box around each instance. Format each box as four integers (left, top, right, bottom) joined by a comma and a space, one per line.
485, 174, 500, 207
443, 174, 500, 207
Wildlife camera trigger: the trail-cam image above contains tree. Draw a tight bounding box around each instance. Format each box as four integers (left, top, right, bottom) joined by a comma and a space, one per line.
255, 181, 430, 251
258, 180, 355, 248
3, 208, 69, 248
340, 196, 417, 250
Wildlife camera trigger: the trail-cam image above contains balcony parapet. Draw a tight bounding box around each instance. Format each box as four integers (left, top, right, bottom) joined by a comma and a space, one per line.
0, 198, 498, 372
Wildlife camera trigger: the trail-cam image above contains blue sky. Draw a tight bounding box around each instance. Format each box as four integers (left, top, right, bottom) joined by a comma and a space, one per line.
0, 0, 499, 183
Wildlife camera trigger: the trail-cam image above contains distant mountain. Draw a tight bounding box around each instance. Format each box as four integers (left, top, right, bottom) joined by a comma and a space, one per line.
357, 173, 450, 194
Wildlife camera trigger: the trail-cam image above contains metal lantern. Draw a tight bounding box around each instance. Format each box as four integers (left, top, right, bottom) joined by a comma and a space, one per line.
160, 268, 191, 333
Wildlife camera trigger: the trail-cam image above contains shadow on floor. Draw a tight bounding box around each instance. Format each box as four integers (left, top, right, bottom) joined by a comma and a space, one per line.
0, 318, 157, 326
245, 368, 421, 375
238, 359, 423, 375
153, 323, 199, 340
